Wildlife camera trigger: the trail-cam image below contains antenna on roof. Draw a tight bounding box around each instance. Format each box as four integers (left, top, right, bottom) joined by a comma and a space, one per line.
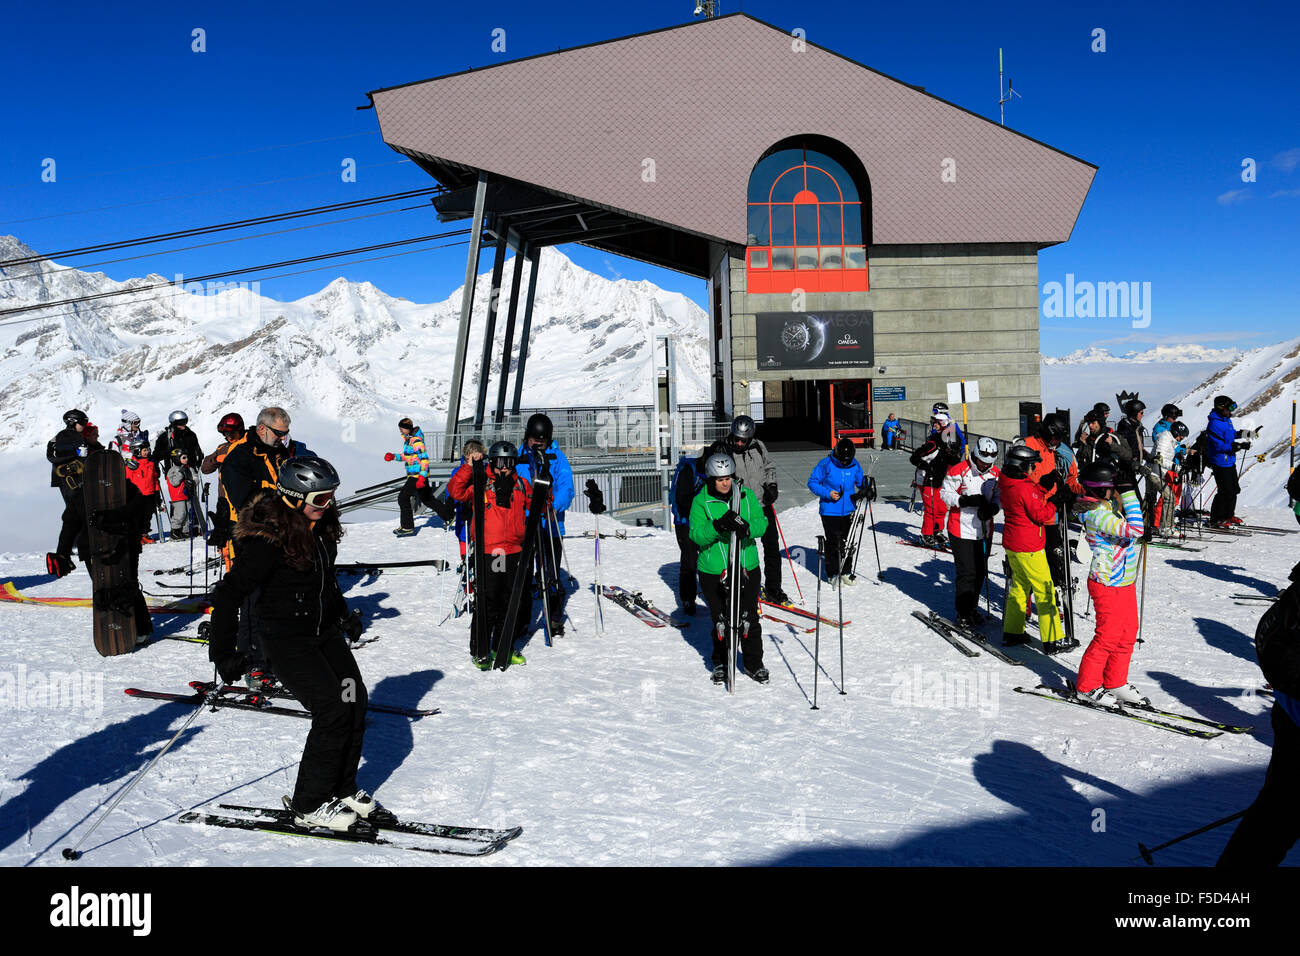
998, 48, 1022, 126
693, 0, 717, 17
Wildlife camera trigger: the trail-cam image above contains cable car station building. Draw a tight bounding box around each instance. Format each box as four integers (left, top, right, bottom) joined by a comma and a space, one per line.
367, 14, 1094, 448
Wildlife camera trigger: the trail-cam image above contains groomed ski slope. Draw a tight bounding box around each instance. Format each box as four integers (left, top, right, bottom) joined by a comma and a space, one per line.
1, 498, 1295, 867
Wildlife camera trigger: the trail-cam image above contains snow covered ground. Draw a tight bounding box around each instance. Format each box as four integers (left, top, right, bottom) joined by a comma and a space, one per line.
1, 497, 1296, 867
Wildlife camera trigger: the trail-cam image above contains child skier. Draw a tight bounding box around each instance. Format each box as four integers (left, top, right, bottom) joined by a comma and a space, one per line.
165, 449, 205, 539
124, 436, 160, 544
689, 453, 769, 684
998, 444, 1067, 653
940, 436, 1002, 627
807, 437, 867, 587
1072, 459, 1148, 704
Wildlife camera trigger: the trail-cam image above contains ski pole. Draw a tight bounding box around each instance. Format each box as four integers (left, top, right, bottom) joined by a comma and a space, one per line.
1135, 540, 1149, 650
771, 509, 804, 604
1136, 809, 1246, 865
63, 668, 220, 861
812, 535, 824, 710
836, 546, 846, 695
866, 488, 883, 583
592, 509, 604, 636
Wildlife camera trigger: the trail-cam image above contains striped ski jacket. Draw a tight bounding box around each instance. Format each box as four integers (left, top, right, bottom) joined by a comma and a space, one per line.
1080, 490, 1145, 587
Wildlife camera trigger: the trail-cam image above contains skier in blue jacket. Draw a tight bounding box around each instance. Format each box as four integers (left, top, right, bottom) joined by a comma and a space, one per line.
514, 413, 575, 635
808, 438, 871, 585
1206, 395, 1246, 527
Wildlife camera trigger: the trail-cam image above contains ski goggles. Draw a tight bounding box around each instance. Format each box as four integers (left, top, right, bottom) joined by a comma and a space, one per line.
302, 489, 336, 509
490, 457, 516, 471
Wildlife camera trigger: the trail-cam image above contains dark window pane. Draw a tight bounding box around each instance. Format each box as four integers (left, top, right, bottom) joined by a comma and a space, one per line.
748, 149, 801, 202
770, 205, 794, 245
804, 166, 839, 201
812, 155, 859, 201
770, 167, 805, 203
795, 204, 818, 246
820, 204, 844, 244
843, 206, 864, 245
747, 205, 769, 246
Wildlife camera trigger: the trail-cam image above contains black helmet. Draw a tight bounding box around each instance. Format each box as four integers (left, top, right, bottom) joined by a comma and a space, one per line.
729, 415, 757, 446
832, 438, 856, 466
704, 452, 736, 479
525, 413, 553, 444
931, 402, 949, 416
1039, 414, 1069, 442
218, 412, 245, 435
63, 409, 88, 428
1170, 421, 1190, 440
1092, 402, 1110, 420
1214, 395, 1237, 413
276, 456, 341, 509
1160, 403, 1182, 420
488, 440, 517, 469
1122, 398, 1146, 418
1079, 461, 1116, 495
1001, 445, 1042, 480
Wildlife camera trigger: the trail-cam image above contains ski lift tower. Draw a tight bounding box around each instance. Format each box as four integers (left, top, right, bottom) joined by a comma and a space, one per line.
655, 334, 680, 528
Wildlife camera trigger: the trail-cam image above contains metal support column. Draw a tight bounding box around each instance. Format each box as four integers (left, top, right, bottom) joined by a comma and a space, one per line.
510, 245, 542, 417
444, 173, 489, 459
655, 335, 679, 530
473, 218, 509, 429
494, 238, 528, 424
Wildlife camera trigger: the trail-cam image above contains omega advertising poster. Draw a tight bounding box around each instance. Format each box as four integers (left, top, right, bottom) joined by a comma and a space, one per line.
755, 311, 874, 370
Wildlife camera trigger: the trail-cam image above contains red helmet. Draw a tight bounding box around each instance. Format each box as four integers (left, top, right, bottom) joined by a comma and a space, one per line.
217, 412, 245, 436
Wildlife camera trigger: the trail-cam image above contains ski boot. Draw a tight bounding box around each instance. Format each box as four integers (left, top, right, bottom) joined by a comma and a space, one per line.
679, 600, 697, 616
711, 664, 727, 684
764, 587, 792, 606
1074, 686, 1114, 706
1105, 683, 1150, 706
1002, 631, 1029, 648
244, 665, 277, 692
338, 789, 392, 823
284, 795, 356, 832
745, 666, 770, 684
490, 648, 526, 667
473, 654, 492, 671
393, 527, 416, 537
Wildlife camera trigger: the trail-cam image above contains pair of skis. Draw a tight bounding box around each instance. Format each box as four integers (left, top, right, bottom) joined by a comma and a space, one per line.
125, 681, 438, 718
910, 610, 1025, 665
181, 803, 520, 857
600, 586, 684, 628
1014, 685, 1254, 738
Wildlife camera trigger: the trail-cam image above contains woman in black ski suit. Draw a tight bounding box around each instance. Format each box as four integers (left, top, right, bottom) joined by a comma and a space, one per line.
208, 457, 373, 831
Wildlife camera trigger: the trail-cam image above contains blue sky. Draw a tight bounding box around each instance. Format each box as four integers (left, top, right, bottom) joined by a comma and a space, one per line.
2, 0, 1296, 356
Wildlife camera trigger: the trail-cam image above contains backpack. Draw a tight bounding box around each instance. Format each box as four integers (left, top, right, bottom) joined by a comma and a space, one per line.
670, 456, 705, 525
1256, 565, 1300, 698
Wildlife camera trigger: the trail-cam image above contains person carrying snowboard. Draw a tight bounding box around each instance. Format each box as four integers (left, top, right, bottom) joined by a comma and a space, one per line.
46, 409, 95, 576
689, 453, 769, 684
940, 436, 1002, 627
807, 437, 868, 587
998, 444, 1067, 653
1072, 459, 1148, 704
447, 441, 534, 669
207, 456, 372, 831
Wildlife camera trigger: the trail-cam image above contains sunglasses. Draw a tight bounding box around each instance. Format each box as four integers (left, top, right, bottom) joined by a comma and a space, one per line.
263, 423, 290, 438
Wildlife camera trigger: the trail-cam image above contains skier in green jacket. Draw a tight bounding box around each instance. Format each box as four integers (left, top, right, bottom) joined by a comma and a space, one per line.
688, 452, 770, 684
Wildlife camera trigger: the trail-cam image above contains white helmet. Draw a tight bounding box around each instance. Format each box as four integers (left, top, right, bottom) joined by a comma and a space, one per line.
932, 411, 951, 427
974, 436, 998, 465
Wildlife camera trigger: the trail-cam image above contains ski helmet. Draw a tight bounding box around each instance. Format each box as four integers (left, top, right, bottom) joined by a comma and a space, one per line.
218, 412, 245, 435
525, 413, 553, 444
488, 440, 518, 469
1039, 413, 1069, 442
62, 409, 88, 429
1078, 461, 1116, 495
1001, 445, 1042, 480
170, 446, 189, 462
121, 409, 141, 427
974, 436, 999, 465
931, 411, 951, 427
276, 456, 341, 509
1214, 395, 1237, 413
169, 410, 189, 426
1092, 402, 1111, 421
704, 452, 736, 479
931, 402, 949, 417
1160, 403, 1183, 420
1122, 397, 1146, 418
729, 415, 757, 445
129, 435, 150, 452
1170, 421, 1190, 440
832, 438, 856, 466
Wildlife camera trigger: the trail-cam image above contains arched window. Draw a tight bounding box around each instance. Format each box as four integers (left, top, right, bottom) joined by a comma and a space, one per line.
746, 141, 869, 294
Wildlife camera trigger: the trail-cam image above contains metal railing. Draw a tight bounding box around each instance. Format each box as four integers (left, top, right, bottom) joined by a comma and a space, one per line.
887, 417, 1015, 462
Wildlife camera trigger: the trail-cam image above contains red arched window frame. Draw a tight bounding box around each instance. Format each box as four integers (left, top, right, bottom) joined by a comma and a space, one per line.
746, 158, 868, 294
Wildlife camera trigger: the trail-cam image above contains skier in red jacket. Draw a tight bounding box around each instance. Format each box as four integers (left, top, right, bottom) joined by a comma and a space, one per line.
998, 445, 1068, 653
447, 441, 540, 669
123, 436, 160, 544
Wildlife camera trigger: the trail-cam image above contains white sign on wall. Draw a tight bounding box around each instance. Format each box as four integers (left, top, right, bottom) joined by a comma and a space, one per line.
947, 380, 980, 405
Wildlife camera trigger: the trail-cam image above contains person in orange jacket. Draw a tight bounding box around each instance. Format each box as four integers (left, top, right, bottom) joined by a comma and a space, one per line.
1024, 414, 1084, 629
998, 444, 1069, 654
446, 440, 541, 669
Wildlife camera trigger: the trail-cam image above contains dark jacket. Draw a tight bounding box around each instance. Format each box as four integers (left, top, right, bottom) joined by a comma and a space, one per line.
910, 434, 960, 488
47, 427, 87, 487
219, 431, 310, 517
152, 425, 203, 468
208, 494, 347, 666
1115, 416, 1146, 463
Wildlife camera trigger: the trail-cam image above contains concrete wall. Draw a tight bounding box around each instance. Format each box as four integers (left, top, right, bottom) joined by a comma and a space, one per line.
727, 242, 1041, 441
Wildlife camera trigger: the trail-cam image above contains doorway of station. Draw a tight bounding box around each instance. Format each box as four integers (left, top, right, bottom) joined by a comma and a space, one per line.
753, 379, 873, 449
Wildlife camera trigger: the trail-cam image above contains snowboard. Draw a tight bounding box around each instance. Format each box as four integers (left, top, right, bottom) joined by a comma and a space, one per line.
84, 450, 137, 656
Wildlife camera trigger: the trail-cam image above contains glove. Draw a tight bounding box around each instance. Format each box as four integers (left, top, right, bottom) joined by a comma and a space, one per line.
214, 652, 247, 686
977, 500, 1000, 521
384, 452, 396, 462
1232, 441, 1251, 452
583, 479, 606, 515
88, 506, 135, 536
713, 511, 749, 536
1038, 470, 1060, 493
762, 483, 778, 506
340, 608, 363, 643
958, 494, 985, 508
207, 512, 230, 549
416, 475, 427, 489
